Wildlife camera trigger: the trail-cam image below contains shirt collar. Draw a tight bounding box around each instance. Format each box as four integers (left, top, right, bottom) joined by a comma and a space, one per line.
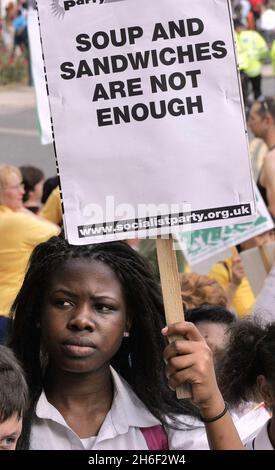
109, 367, 160, 432
35, 367, 160, 441
35, 391, 69, 427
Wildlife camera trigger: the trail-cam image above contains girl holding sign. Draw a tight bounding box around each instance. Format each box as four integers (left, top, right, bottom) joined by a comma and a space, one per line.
9, 236, 243, 450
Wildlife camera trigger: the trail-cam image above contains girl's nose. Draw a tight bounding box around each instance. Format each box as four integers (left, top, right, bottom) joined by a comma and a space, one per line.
67, 304, 95, 332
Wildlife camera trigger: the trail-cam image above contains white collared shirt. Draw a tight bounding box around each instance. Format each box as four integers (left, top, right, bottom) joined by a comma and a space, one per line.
246, 420, 274, 450
30, 367, 205, 450
30, 367, 271, 450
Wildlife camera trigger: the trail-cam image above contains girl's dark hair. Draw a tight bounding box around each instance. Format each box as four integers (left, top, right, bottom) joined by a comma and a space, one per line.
0, 345, 28, 423
9, 236, 194, 449
217, 319, 275, 407
185, 305, 237, 326
20, 166, 44, 203
41, 175, 59, 204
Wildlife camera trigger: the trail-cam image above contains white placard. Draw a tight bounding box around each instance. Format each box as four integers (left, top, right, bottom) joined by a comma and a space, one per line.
241, 242, 275, 298
36, 0, 255, 244
27, 7, 52, 145
253, 261, 275, 323
176, 186, 273, 265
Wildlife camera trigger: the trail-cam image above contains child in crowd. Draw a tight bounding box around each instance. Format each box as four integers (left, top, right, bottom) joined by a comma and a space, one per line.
185, 305, 236, 358
9, 236, 244, 450
183, 305, 269, 447
218, 319, 275, 449
0, 345, 28, 450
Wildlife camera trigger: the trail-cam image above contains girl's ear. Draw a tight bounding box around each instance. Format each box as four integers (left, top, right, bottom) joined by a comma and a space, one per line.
125, 320, 132, 334
257, 375, 274, 405
125, 309, 133, 332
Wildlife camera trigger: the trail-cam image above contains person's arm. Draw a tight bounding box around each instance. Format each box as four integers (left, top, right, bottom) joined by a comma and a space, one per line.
22, 212, 60, 247
162, 321, 245, 450
226, 257, 245, 309
208, 259, 243, 310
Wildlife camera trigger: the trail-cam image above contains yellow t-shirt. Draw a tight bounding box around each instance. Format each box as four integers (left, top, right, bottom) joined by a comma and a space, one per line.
208, 257, 255, 318
0, 206, 59, 316
40, 187, 62, 225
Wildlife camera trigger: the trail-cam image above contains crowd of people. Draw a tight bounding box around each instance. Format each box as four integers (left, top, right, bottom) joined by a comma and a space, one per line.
0, 0, 275, 454
0, 164, 60, 343
0, 157, 274, 450
232, 1, 275, 111
1, 1, 28, 59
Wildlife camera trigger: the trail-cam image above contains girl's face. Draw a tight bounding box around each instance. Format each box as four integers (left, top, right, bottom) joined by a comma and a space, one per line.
40, 259, 128, 374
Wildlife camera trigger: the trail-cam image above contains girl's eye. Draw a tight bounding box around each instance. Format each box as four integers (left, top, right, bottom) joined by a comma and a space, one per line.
96, 304, 115, 313
4, 437, 16, 445
54, 300, 74, 308
0, 436, 17, 449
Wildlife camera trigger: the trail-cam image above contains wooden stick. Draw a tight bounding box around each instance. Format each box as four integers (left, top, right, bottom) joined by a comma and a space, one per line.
156, 236, 191, 399
259, 245, 272, 274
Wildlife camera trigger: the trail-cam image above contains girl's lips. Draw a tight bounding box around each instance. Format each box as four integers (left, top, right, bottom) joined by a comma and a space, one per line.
62, 344, 95, 358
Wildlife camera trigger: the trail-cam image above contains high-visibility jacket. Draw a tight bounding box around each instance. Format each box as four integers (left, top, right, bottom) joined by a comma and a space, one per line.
270, 40, 275, 74
235, 32, 249, 71
235, 30, 268, 77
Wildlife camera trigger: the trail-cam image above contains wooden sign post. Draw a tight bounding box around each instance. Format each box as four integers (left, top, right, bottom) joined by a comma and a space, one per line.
259, 245, 272, 274
156, 236, 191, 399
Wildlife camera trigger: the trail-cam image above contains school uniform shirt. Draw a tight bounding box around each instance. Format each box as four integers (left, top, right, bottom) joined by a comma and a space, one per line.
30, 367, 209, 450
246, 420, 274, 450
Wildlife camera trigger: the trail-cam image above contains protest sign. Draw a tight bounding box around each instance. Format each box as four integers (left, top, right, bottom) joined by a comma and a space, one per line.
36, 0, 255, 244
177, 186, 273, 266
241, 242, 275, 297
27, 6, 52, 145
252, 260, 275, 322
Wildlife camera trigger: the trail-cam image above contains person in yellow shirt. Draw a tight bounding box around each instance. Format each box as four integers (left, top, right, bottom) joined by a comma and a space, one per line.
40, 186, 62, 226
208, 256, 254, 317
208, 230, 274, 317
0, 165, 60, 344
